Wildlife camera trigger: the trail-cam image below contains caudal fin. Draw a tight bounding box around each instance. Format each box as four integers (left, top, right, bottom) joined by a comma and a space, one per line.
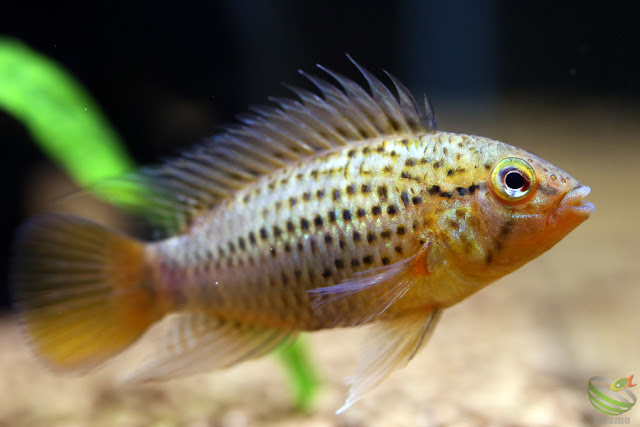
12, 213, 161, 372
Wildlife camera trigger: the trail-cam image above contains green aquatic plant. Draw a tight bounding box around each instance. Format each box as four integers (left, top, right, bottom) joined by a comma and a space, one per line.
0, 37, 318, 410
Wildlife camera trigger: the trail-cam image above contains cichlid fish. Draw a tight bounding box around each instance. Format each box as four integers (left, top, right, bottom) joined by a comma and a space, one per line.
12, 59, 594, 413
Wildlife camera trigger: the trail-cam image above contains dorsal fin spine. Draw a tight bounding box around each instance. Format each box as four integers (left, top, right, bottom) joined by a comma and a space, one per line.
299, 70, 379, 137
103, 60, 437, 237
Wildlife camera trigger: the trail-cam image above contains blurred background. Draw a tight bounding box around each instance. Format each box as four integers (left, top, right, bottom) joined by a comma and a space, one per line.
1, 1, 640, 425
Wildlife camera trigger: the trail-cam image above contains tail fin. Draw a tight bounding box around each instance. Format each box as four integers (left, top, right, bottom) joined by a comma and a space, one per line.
12, 213, 161, 372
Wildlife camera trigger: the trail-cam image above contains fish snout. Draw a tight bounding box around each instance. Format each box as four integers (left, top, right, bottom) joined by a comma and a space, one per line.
558, 185, 595, 218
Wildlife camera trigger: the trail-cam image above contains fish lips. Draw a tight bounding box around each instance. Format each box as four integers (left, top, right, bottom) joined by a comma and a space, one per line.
560, 185, 595, 217
548, 185, 595, 227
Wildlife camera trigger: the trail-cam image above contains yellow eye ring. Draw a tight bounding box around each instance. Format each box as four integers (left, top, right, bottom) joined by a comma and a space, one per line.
491, 158, 536, 202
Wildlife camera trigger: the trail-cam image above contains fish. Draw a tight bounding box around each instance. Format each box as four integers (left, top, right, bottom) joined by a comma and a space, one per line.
611, 375, 636, 391
11, 58, 594, 413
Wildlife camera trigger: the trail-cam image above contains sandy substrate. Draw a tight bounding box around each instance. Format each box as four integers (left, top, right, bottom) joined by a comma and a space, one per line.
1, 98, 639, 426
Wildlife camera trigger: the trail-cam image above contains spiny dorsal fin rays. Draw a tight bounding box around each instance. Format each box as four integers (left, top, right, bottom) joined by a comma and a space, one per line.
297, 70, 382, 138
423, 94, 438, 130
101, 59, 438, 237
316, 64, 395, 135
383, 71, 426, 131
349, 57, 413, 135
281, 83, 364, 142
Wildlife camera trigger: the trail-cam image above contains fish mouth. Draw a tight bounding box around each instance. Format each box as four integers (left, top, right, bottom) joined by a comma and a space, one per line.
558, 185, 595, 217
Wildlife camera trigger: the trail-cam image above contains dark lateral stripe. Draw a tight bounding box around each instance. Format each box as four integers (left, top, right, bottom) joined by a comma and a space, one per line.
425, 182, 486, 198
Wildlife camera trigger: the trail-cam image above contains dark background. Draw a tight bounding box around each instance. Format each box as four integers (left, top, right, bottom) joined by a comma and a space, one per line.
1, 1, 639, 308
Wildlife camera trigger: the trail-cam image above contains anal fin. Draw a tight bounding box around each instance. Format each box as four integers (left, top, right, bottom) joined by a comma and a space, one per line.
337, 308, 442, 414
125, 312, 295, 382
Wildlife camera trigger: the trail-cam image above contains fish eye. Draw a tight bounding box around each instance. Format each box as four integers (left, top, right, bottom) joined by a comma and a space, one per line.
491, 158, 536, 202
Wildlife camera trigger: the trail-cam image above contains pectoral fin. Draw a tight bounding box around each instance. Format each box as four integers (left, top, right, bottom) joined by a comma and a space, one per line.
125, 312, 295, 382
337, 308, 442, 414
308, 242, 433, 326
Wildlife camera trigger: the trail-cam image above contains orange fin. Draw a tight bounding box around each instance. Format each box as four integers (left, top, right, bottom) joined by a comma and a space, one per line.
12, 213, 159, 372
337, 309, 442, 414
309, 242, 432, 326
125, 312, 295, 382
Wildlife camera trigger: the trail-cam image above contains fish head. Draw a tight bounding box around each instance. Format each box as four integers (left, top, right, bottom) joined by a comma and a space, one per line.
472, 144, 594, 275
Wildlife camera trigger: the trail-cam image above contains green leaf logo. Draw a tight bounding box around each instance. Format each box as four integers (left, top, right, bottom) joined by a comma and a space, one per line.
588, 376, 637, 416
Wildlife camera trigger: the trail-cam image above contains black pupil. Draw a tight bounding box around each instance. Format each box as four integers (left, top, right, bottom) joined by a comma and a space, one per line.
504, 170, 526, 190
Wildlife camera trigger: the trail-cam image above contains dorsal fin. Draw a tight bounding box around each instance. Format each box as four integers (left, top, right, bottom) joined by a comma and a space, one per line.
98, 57, 437, 237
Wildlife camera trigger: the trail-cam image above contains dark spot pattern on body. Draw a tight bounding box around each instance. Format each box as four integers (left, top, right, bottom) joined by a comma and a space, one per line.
401, 191, 410, 206
400, 171, 415, 180
372, 206, 382, 215
538, 184, 558, 196
378, 185, 389, 199
486, 252, 493, 264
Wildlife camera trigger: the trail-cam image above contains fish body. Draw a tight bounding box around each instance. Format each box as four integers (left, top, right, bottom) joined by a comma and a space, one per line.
611, 375, 637, 391
12, 60, 594, 412
149, 131, 580, 328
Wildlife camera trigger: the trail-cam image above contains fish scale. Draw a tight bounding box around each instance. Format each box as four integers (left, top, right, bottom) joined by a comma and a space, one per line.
12, 60, 593, 412
147, 133, 495, 330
